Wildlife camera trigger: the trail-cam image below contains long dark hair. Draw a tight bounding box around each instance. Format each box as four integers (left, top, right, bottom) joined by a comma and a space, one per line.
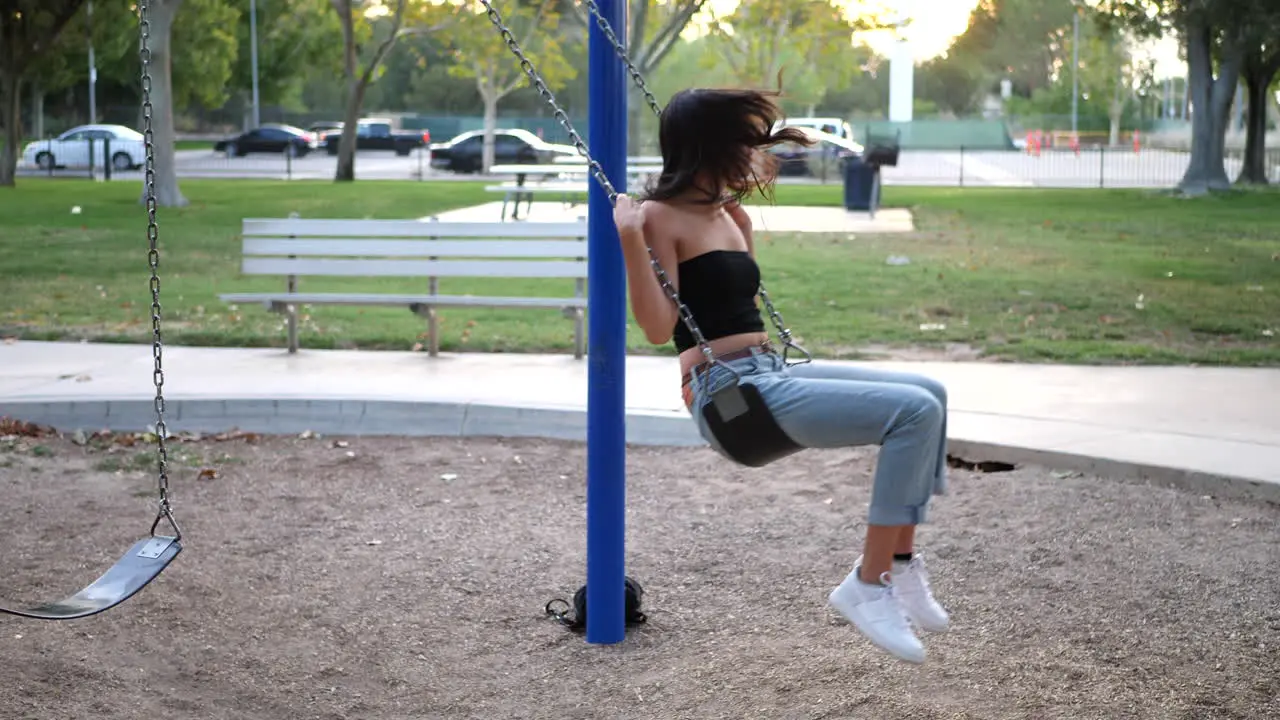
641, 88, 814, 205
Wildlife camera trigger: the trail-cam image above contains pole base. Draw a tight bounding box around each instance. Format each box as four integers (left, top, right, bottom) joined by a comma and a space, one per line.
544, 576, 647, 633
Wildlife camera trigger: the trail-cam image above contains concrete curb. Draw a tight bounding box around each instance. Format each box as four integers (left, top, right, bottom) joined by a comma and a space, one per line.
0, 397, 706, 447
3, 398, 1275, 506
946, 439, 1280, 506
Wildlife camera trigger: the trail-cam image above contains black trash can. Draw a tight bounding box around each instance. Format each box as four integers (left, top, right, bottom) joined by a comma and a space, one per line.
842, 157, 879, 211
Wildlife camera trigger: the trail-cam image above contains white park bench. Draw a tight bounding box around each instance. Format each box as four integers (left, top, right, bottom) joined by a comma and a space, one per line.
219, 217, 590, 358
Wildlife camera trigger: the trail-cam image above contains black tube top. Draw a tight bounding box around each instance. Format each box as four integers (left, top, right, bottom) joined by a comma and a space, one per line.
671, 250, 766, 352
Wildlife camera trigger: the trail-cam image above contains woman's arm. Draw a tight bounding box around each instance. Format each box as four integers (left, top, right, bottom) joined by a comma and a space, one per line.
618, 218, 680, 346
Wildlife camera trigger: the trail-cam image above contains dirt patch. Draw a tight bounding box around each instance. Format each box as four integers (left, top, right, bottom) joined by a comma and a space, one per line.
1, 432, 1277, 720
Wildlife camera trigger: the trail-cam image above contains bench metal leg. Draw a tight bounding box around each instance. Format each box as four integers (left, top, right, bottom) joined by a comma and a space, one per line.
426, 307, 440, 357
284, 273, 300, 353
286, 305, 299, 353
572, 308, 584, 360
870, 168, 881, 221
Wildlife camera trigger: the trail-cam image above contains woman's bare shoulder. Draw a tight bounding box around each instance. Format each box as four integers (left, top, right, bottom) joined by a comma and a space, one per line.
638, 199, 680, 231
634, 200, 683, 254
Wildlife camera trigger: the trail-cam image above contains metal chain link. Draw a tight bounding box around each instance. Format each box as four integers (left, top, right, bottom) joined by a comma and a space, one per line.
478, 0, 719, 367
579, 0, 810, 365
139, 0, 180, 540
581, 0, 663, 119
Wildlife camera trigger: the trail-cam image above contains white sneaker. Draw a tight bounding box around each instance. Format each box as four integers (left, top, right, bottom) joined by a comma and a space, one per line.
828, 564, 925, 664
891, 554, 950, 633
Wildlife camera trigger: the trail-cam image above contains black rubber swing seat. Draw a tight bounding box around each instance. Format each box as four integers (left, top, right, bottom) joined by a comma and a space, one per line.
0, 535, 181, 620
702, 382, 804, 468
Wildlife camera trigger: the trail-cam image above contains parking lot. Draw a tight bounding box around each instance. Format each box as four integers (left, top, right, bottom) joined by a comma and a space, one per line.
18, 146, 1267, 189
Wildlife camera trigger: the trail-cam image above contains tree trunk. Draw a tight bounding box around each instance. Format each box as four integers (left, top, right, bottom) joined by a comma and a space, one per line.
333, 0, 359, 182
627, 90, 645, 155
1177, 18, 1244, 195
1236, 49, 1280, 185
334, 78, 365, 182
481, 90, 497, 173
331, 0, 407, 182
140, 0, 188, 207
31, 81, 44, 139
0, 72, 21, 187
1109, 74, 1125, 147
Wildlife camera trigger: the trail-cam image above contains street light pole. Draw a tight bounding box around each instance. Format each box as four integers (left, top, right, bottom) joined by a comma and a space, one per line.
87, 0, 97, 124
250, 0, 261, 128
1071, 7, 1079, 136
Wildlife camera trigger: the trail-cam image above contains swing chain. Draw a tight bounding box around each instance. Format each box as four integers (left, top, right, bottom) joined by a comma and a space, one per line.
480, 3, 613, 199
139, 0, 180, 541
479, 0, 720, 368
579, 0, 811, 367
581, 0, 663, 119
757, 286, 808, 365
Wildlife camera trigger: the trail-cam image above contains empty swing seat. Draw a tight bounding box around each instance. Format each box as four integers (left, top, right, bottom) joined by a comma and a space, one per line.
0, 536, 181, 620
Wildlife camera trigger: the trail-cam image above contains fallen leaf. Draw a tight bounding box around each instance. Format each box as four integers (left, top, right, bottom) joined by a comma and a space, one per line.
197, 468, 218, 481
0, 418, 53, 437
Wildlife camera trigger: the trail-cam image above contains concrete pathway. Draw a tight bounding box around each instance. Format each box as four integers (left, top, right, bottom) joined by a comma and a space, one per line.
431, 201, 917, 234
1, 341, 1276, 503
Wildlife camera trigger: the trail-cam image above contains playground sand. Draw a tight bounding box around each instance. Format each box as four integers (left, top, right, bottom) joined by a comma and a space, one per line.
1, 432, 1276, 720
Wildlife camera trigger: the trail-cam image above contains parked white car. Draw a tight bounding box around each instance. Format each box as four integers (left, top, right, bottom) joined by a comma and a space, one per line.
21, 124, 146, 171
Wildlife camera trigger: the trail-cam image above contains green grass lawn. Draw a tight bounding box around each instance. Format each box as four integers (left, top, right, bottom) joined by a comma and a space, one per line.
0, 178, 1276, 365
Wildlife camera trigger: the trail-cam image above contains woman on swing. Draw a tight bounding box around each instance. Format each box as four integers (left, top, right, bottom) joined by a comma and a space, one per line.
612, 87, 950, 665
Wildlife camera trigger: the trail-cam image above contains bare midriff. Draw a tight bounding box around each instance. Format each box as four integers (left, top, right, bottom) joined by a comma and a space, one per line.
678, 330, 770, 409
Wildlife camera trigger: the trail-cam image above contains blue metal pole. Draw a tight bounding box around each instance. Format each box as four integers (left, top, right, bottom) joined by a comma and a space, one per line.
585, 0, 628, 645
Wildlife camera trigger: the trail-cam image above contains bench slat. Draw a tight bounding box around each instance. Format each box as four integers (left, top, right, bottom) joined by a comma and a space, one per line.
484, 183, 588, 193
242, 219, 586, 238
241, 257, 588, 279
242, 238, 587, 258
219, 292, 587, 309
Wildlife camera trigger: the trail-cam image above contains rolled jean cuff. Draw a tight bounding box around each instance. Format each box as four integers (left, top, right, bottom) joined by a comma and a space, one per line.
868, 503, 928, 527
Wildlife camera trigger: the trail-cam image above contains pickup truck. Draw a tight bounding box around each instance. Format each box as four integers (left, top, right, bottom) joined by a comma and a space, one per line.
324, 120, 430, 156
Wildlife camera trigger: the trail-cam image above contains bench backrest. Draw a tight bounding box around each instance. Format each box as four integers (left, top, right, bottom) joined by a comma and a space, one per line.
238, 217, 589, 280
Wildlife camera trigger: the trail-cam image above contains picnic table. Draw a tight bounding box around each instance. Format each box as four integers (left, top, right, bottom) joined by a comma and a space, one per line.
487, 162, 664, 220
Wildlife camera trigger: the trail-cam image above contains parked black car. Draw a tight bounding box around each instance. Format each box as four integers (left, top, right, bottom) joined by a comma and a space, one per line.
214, 124, 320, 157
323, 120, 430, 156
429, 128, 577, 173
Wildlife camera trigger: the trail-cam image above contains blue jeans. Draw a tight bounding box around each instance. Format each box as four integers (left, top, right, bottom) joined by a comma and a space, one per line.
687, 347, 948, 526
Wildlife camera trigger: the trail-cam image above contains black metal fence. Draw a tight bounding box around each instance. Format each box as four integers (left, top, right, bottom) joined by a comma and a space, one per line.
16, 139, 1280, 189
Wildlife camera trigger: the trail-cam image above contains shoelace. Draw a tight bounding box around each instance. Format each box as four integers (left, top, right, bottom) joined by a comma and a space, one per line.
895, 560, 933, 598
875, 571, 913, 624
